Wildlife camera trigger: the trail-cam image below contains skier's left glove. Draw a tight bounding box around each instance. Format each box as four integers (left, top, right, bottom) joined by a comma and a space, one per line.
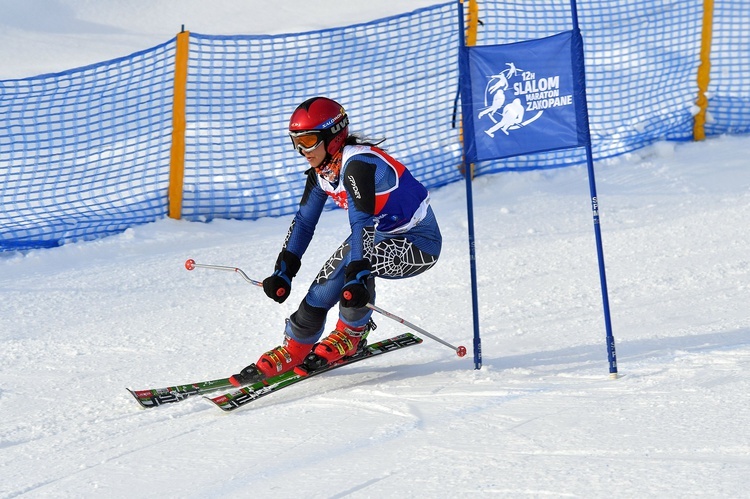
340, 259, 372, 308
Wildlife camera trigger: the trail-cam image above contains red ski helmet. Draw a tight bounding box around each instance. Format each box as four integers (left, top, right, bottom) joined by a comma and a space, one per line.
288, 97, 349, 156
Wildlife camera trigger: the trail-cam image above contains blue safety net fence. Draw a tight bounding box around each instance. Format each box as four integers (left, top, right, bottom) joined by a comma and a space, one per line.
473, 0, 705, 173
181, 5, 459, 221
706, 1, 750, 136
1, 1, 748, 251
1, 41, 175, 250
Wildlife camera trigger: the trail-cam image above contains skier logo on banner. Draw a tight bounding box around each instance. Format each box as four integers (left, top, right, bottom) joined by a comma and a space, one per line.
460, 30, 586, 162
477, 61, 575, 138
478, 63, 540, 138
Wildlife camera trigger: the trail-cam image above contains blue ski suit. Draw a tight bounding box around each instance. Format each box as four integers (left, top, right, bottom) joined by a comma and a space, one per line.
280, 144, 442, 343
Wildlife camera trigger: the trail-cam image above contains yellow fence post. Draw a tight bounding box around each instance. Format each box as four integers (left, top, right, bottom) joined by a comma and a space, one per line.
168, 30, 190, 219
467, 0, 479, 46
459, 0, 479, 179
694, 0, 714, 141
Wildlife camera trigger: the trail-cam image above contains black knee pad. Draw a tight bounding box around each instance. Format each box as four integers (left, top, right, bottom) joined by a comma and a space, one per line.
289, 299, 328, 340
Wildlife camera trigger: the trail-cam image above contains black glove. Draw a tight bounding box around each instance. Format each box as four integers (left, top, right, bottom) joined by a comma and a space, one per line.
340, 259, 372, 308
263, 250, 301, 304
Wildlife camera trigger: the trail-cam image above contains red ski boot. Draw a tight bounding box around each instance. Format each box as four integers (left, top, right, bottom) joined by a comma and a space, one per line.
294, 320, 376, 376
310, 319, 371, 365
257, 335, 314, 376
229, 335, 313, 387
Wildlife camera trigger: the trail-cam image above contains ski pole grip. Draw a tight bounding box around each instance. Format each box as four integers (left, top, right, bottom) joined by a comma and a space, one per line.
343, 290, 353, 300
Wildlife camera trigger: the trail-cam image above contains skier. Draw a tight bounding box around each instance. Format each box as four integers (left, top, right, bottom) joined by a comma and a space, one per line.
230, 96, 442, 386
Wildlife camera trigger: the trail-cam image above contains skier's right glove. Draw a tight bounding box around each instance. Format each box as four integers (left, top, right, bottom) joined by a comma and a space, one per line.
263, 250, 301, 304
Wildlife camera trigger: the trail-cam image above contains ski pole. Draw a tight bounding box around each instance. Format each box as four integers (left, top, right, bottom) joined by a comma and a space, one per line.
364, 302, 467, 358
186, 258, 466, 358
184, 259, 263, 287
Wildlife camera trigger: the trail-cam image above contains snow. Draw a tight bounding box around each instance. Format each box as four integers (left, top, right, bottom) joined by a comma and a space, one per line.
2, 2, 750, 498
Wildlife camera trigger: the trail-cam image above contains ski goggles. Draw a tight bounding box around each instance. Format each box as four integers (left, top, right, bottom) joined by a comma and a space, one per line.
289, 131, 323, 155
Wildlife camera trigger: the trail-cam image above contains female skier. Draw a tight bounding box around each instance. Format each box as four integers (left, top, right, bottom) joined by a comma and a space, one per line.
230, 96, 442, 386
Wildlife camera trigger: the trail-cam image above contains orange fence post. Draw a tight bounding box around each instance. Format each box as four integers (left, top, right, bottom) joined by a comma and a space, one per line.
466, 0, 479, 46
694, 0, 714, 141
168, 30, 190, 219
459, 0, 479, 178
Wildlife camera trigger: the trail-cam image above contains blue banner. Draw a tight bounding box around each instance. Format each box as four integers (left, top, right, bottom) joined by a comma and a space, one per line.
460, 30, 588, 163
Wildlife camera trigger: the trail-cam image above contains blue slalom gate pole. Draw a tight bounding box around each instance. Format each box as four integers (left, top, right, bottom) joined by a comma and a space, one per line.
458, 0, 482, 369
570, 0, 618, 377
464, 162, 483, 370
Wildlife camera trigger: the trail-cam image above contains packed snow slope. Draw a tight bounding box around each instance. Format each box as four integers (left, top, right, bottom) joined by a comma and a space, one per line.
2, 134, 749, 498
2, 1, 750, 498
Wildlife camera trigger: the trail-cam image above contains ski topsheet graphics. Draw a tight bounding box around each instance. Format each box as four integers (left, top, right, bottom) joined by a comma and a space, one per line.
128, 333, 422, 411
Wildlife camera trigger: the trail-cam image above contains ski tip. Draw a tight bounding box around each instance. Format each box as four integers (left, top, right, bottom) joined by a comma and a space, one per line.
204, 394, 236, 412
209, 393, 230, 404
126, 388, 149, 409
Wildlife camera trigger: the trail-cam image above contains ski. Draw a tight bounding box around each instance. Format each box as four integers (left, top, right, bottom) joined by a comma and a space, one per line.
128, 377, 235, 408
207, 332, 422, 412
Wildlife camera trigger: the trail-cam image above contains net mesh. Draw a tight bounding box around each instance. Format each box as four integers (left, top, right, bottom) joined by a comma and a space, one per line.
1, 42, 175, 249
706, 1, 750, 135
1, 1, 748, 250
